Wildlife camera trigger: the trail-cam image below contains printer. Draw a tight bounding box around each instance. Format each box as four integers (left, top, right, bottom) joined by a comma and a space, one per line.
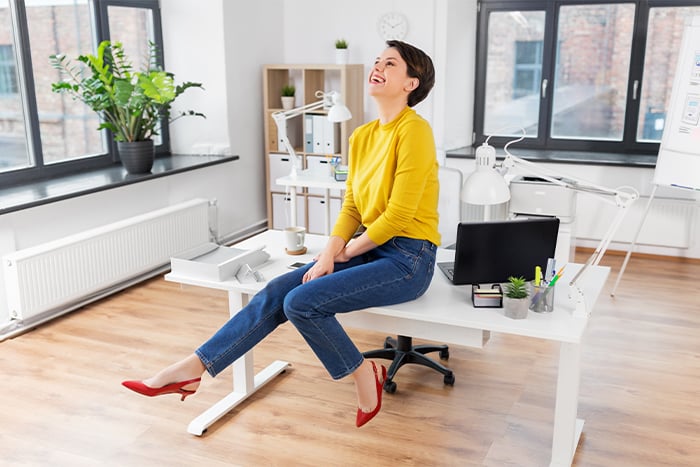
508, 175, 577, 223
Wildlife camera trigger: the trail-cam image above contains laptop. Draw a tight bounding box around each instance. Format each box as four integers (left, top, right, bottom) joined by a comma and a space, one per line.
437, 217, 560, 285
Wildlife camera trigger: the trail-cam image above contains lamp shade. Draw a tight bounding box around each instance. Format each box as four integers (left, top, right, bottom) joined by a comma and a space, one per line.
327, 103, 352, 122
326, 92, 352, 122
461, 169, 511, 205
460, 143, 511, 205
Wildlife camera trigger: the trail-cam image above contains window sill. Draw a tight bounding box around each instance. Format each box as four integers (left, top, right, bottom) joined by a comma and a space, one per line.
446, 147, 657, 168
0, 153, 239, 216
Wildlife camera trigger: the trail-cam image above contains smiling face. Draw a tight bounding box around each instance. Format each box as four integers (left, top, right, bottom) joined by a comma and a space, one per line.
368, 47, 418, 105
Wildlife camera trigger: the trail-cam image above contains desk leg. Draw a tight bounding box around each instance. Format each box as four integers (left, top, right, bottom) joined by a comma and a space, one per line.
549, 342, 584, 467
289, 186, 298, 227
187, 292, 290, 436
324, 188, 331, 235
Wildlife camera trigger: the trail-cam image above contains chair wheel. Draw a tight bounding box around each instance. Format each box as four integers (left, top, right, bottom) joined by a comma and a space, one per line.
439, 348, 450, 360
444, 373, 455, 386
383, 336, 393, 349
383, 380, 397, 394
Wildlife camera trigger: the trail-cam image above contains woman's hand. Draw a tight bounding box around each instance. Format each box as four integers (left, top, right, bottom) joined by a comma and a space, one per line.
302, 252, 335, 283
302, 236, 346, 283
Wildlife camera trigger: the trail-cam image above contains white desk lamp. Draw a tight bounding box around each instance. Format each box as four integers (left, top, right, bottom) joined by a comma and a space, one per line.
271, 90, 352, 178
460, 141, 511, 220
462, 131, 639, 316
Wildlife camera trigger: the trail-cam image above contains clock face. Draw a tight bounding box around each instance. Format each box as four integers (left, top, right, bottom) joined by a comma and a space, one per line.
377, 12, 408, 41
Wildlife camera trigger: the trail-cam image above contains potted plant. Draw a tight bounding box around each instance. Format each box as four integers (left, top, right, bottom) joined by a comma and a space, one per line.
503, 275, 529, 319
335, 38, 349, 64
49, 40, 205, 174
281, 84, 296, 110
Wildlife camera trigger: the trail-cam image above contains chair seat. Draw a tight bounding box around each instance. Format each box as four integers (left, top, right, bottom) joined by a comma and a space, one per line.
362, 335, 455, 393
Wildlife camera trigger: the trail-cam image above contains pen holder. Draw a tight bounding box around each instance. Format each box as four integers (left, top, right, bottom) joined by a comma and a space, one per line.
529, 283, 555, 313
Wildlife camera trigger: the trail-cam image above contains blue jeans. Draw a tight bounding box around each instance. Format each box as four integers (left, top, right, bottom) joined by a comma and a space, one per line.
195, 236, 437, 380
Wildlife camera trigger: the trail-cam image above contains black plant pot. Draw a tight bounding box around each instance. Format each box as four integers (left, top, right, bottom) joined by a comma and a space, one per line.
117, 140, 155, 174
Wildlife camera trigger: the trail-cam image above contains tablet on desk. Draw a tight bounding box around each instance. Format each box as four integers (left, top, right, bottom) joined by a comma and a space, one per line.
437, 217, 560, 285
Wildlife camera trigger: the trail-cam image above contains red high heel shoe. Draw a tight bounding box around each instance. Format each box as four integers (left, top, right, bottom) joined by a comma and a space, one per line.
356, 362, 387, 428
121, 377, 201, 401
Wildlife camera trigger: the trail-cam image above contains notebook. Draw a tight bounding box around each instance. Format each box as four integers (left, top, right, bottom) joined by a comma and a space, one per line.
437, 217, 560, 285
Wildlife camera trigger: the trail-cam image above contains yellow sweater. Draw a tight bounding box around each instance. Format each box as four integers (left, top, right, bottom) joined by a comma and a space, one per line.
331, 107, 441, 246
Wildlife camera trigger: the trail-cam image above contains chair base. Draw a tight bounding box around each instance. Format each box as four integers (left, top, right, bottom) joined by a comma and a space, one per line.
362, 335, 455, 393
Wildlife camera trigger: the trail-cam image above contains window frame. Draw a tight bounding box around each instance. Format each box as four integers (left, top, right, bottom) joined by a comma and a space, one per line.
473, 0, 700, 162
0, 0, 166, 187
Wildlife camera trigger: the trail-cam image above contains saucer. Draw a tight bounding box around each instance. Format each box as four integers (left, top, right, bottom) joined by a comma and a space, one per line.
285, 246, 307, 255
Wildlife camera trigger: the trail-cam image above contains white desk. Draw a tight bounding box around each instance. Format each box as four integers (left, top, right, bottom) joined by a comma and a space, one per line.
167, 230, 608, 466
276, 169, 345, 235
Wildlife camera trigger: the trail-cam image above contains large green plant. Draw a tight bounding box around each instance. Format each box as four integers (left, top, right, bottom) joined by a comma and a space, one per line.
49, 40, 205, 143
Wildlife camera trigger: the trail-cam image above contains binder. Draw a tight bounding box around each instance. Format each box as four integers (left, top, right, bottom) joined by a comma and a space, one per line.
312, 114, 325, 154
267, 111, 278, 153
323, 120, 340, 154
277, 117, 301, 152
304, 114, 314, 153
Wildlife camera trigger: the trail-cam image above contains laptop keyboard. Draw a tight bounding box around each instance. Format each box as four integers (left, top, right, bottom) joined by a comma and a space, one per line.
437, 262, 455, 281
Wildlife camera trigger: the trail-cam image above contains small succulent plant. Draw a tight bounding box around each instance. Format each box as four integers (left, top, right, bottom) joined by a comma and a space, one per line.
504, 276, 528, 299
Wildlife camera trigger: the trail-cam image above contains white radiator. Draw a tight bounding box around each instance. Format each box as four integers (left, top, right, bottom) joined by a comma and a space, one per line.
2, 198, 211, 324
576, 196, 696, 249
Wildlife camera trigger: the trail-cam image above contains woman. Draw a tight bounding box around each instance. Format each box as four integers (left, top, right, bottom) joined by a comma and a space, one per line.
123, 40, 439, 428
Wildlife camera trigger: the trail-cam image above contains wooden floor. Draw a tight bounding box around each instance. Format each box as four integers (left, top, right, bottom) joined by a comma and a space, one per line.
2, 251, 699, 466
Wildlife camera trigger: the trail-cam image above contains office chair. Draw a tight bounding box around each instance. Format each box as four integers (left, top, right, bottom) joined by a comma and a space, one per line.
362, 166, 462, 393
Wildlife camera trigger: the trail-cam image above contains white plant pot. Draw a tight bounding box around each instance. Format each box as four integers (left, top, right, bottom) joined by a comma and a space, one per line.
281, 96, 295, 110
335, 48, 348, 65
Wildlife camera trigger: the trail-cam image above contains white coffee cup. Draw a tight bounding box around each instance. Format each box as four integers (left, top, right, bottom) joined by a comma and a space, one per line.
284, 226, 306, 253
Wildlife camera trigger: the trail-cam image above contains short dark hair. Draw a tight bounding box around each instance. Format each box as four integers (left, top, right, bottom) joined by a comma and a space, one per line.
385, 40, 435, 107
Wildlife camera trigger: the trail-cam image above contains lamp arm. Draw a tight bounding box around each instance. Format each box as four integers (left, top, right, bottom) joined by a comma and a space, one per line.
502, 153, 639, 208
487, 130, 640, 316
277, 134, 299, 177
567, 200, 631, 316
271, 90, 350, 180
273, 103, 326, 179
272, 100, 326, 121
501, 153, 570, 188
501, 150, 639, 317
271, 89, 338, 121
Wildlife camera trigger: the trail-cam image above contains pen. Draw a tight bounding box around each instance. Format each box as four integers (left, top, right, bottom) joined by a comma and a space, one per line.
545, 258, 556, 282
548, 265, 566, 287
535, 266, 542, 286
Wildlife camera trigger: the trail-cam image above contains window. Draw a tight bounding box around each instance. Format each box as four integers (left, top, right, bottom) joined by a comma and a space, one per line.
483, 10, 546, 138
0, 0, 164, 186
0, 45, 18, 95
636, 4, 700, 142
513, 41, 543, 99
474, 0, 700, 161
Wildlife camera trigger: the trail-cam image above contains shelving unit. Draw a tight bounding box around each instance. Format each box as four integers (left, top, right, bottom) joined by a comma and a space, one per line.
262, 64, 364, 233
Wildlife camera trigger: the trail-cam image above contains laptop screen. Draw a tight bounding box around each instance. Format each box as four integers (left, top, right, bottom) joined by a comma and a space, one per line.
445, 217, 560, 285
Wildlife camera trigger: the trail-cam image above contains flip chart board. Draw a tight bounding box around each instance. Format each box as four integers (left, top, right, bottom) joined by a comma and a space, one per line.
654, 16, 700, 191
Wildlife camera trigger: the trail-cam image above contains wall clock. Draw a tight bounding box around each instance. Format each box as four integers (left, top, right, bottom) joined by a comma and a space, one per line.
377, 12, 409, 41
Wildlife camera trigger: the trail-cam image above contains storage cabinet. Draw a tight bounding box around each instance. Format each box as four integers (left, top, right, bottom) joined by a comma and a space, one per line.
262, 64, 364, 230
271, 193, 306, 230
307, 196, 342, 235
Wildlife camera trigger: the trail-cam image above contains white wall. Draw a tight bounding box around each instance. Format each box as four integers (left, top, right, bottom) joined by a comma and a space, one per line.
273, 0, 476, 152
